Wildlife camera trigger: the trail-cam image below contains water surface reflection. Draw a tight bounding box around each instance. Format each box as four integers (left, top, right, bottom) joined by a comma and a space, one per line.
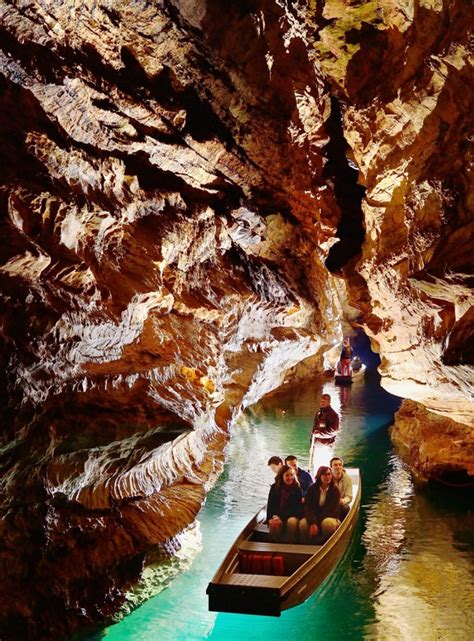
363, 456, 474, 641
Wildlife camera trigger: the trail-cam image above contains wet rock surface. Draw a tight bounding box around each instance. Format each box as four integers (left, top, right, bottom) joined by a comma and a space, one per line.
392, 399, 474, 486
0, 1, 472, 639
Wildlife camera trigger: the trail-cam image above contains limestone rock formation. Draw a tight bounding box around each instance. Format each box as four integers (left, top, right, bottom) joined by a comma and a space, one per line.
392, 399, 474, 485
316, 0, 474, 486
330, 0, 474, 427
0, 1, 472, 639
0, 2, 339, 638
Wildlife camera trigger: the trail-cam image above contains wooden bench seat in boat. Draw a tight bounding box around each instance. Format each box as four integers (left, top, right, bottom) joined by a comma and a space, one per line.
239, 541, 321, 555
238, 541, 322, 576
220, 572, 287, 588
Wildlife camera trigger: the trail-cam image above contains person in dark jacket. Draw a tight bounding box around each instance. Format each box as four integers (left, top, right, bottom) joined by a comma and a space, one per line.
267, 455, 283, 476
312, 394, 340, 438
351, 355, 362, 372
266, 464, 303, 543
285, 455, 313, 496
299, 466, 341, 542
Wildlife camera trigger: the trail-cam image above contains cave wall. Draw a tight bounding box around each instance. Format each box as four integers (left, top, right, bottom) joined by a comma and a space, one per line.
0, 2, 341, 638
312, 0, 474, 481
391, 399, 474, 484
0, 1, 473, 639
323, 0, 474, 426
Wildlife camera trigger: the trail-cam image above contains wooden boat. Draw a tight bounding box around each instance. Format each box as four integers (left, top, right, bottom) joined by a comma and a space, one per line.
335, 363, 366, 385
206, 468, 361, 616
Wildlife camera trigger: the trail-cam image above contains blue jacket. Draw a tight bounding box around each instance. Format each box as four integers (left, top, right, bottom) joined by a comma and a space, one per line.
297, 468, 313, 495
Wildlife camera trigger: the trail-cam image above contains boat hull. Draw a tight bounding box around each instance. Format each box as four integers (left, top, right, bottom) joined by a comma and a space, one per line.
207, 578, 282, 617
335, 374, 352, 385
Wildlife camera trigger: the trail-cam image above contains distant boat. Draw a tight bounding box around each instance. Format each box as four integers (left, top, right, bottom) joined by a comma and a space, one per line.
334, 362, 366, 386
206, 469, 361, 617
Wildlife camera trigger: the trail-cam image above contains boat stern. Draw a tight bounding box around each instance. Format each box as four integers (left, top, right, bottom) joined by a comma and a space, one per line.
207, 575, 282, 617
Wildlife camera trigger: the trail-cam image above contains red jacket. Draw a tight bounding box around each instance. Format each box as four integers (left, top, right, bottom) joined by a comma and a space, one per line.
312, 406, 339, 434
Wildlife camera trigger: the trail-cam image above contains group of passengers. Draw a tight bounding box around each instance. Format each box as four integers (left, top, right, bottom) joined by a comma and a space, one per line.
266, 455, 353, 544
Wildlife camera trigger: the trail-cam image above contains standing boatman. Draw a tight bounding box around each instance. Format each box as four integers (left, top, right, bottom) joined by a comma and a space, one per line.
339, 337, 353, 376
312, 393, 340, 442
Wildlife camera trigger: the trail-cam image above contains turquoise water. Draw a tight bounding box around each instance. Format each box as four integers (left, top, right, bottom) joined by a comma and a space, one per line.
94, 372, 474, 641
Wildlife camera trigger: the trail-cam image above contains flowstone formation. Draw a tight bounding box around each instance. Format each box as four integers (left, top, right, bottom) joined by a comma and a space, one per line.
0, 1, 472, 639
391, 400, 474, 485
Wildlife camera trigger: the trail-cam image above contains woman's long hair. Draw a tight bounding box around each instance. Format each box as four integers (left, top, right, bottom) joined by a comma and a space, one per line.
275, 464, 301, 490
315, 465, 335, 488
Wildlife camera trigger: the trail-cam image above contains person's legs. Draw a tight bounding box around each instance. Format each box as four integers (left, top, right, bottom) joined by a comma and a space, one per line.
299, 518, 320, 543
299, 518, 309, 543
269, 520, 284, 542
339, 503, 350, 520
285, 517, 299, 543
320, 517, 340, 539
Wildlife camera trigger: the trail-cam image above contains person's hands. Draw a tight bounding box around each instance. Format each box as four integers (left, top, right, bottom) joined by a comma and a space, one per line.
269, 516, 282, 527
309, 523, 319, 538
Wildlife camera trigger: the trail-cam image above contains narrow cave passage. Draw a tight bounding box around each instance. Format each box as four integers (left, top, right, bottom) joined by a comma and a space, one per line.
103, 368, 474, 641
324, 97, 366, 273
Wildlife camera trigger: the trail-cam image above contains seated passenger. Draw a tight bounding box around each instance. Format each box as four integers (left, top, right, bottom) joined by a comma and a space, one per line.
267, 455, 283, 477
285, 455, 313, 495
351, 355, 362, 372
299, 466, 341, 542
330, 456, 353, 519
267, 464, 303, 543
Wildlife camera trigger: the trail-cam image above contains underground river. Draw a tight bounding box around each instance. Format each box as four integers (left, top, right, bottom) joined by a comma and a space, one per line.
88, 369, 474, 641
